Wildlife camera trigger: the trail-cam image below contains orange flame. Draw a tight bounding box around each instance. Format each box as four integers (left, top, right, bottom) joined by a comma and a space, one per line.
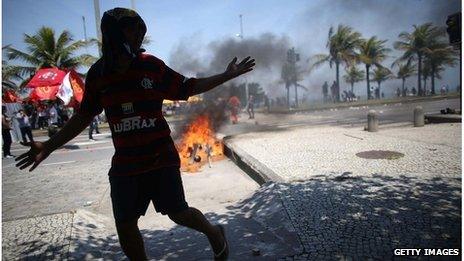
177, 115, 224, 172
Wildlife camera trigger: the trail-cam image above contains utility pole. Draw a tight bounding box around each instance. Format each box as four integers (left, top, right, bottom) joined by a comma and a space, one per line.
93, 0, 102, 56
82, 16, 87, 41
238, 14, 249, 102
239, 14, 244, 39
131, 0, 136, 10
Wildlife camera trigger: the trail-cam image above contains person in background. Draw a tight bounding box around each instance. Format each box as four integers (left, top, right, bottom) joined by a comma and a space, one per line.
403, 87, 409, 97
88, 115, 100, 140
47, 103, 59, 126
37, 104, 48, 129
2, 107, 14, 158
15, 109, 34, 144
58, 104, 70, 125
246, 94, 255, 119
322, 81, 329, 103
228, 95, 241, 124
330, 81, 337, 102
30, 105, 38, 129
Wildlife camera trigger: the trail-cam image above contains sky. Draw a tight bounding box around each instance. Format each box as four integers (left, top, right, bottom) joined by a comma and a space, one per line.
2, 0, 461, 100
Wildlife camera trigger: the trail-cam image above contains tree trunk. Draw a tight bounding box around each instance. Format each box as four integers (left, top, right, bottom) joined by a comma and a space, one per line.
417, 54, 422, 96
286, 83, 290, 109
335, 61, 340, 102
424, 77, 427, 95
402, 78, 405, 97
366, 64, 371, 100
351, 82, 354, 93
378, 81, 381, 99
431, 65, 436, 95
294, 83, 298, 108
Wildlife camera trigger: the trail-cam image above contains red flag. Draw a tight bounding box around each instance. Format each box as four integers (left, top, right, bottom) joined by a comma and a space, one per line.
29, 85, 60, 101
27, 68, 67, 88
2, 90, 19, 103
69, 70, 84, 103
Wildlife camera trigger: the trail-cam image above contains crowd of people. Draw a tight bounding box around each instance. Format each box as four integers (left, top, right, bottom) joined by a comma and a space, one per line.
1, 100, 100, 158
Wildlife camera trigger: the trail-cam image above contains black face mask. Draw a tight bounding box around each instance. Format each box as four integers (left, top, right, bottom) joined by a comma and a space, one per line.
100, 8, 147, 73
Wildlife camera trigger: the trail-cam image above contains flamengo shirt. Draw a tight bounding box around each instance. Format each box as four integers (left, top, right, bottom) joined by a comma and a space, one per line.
78, 53, 196, 176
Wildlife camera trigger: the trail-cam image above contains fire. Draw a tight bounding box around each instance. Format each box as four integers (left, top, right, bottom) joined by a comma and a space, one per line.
177, 115, 224, 172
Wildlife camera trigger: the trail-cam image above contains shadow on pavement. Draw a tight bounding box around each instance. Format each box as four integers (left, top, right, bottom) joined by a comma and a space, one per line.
67, 183, 301, 260
278, 173, 462, 260
9, 174, 460, 260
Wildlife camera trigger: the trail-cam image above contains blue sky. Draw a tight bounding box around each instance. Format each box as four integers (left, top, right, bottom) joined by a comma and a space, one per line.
2, 0, 461, 99
2, 0, 302, 63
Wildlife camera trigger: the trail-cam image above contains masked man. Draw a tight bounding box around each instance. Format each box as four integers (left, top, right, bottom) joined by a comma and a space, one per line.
16, 7, 255, 260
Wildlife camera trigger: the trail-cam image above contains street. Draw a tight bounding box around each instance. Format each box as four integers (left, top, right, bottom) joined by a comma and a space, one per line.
5, 98, 459, 179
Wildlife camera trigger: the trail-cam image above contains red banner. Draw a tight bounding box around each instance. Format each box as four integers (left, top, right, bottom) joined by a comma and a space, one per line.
2, 90, 19, 103
29, 85, 60, 101
69, 70, 84, 103
27, 68, 67, 88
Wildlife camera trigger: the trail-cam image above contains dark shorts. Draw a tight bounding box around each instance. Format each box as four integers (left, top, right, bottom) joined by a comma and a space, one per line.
109, 166, 189, 222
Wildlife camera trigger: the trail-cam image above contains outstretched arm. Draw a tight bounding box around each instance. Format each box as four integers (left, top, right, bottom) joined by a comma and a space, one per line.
15, 112, 94, 171
189, 56, 255, 96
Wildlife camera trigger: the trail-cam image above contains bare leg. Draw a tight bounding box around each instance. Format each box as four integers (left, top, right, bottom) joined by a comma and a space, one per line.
168, 207, 225, 255
115, 219, 148, 261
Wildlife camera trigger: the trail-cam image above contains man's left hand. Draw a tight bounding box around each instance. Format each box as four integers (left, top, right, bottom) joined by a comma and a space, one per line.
224, 56, 255, 79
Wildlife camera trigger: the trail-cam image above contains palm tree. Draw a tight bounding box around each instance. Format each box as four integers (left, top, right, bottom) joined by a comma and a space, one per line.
343, 66, 365, 93
281, 62, 294, 108
5, 27, 96, 78
358, 36, 390, 99
311, 24, 362, 102
422, 43, 458, 94
2, 60, 23, 90
392, 62, 416, 97
370, 67, 393, 99
393, 23, 444, 96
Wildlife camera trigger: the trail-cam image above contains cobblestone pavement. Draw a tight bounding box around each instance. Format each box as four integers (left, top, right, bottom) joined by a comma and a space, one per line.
3, 212, 74, 260
227, 123, 461, 182
227, 123, 462, 260
277, 173, 461, 260
3, 147, 300, 260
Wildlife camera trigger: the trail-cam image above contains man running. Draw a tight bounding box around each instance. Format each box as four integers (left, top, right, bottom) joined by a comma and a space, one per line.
15, 7, 255, 260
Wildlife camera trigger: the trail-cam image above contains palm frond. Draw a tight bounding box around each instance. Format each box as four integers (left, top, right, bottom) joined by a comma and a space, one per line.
309, 54, 330, 71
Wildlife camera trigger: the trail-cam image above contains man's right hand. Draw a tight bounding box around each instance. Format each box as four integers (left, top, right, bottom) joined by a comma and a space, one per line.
15, 141, 52, 172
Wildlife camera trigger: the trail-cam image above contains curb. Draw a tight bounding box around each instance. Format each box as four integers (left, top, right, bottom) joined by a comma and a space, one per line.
425, 114, 462, 123
268, 94, 461, 114
223, 136, 284, 185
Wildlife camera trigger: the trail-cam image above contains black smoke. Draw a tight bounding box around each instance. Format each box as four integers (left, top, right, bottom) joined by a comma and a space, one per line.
169, 33, 294, 135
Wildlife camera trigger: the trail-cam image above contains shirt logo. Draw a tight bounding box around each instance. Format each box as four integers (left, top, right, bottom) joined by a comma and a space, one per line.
112, 116, 157, 133
121, 102, 134, 114
141, 77, 154, 89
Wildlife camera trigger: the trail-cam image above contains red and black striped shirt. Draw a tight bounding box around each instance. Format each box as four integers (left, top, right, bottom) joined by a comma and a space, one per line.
78, 53, 196, 176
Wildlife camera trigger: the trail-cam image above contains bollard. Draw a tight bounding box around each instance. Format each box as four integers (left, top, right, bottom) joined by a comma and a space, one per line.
414, 106, 424, 127
367, 110, 378, 132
